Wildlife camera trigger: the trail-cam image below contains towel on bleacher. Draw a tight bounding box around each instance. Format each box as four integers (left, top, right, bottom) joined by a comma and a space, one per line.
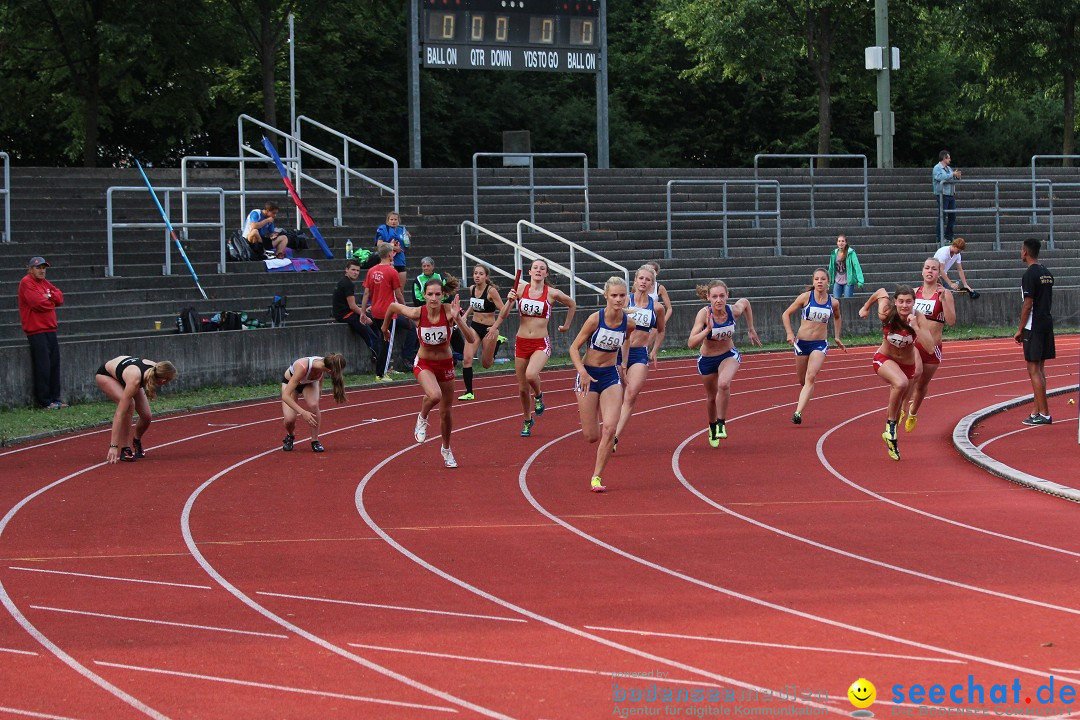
264, 258, 320, 272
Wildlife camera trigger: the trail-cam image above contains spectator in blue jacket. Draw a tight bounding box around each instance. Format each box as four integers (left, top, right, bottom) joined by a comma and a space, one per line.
932, 150, 962, 242
375, 211, 409, 288
244, 202, 288, 258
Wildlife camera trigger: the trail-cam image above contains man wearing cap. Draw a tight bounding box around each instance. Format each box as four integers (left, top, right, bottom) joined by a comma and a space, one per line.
17, 257, 66, 409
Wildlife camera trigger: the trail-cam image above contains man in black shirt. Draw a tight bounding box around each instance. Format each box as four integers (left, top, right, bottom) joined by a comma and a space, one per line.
1014, 238, 1055, 425
333, 259, 379, 372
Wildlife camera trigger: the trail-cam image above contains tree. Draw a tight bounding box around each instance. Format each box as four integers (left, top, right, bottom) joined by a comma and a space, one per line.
224, 0, 299, 129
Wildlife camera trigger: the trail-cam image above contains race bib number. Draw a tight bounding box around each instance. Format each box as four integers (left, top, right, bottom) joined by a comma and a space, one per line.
592, 327, 624, 351
886, 331, 913, 349
421, 326, 448, 345
710, 325, 734, 341
470, 296, 486, 311
805, 307, 831, 324
913, 298, 936, 317
629, 309, 652, 328
520, 298, 545, 317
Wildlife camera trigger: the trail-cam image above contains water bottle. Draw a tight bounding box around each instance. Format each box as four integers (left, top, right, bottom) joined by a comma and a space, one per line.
402, 228, 411, 248
345, 239, 353, 257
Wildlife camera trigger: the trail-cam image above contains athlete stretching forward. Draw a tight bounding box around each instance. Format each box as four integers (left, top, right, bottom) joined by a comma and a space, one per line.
488, 259, 576, 437
781, 268, 845, 425
569, 277, 636, 492
688, 281, 761, 447
904, 258, 955, 431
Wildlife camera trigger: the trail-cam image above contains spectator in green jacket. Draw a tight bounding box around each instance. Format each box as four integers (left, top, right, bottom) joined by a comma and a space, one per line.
411, 256, 464, 359
827, 235, 865, 298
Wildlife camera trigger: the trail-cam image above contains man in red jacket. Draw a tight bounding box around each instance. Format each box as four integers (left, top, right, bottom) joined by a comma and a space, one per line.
18, 257, 66, 408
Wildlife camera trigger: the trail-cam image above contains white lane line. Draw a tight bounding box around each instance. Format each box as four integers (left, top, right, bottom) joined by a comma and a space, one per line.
354, 427, 837, 715
0, 646, 38, 656
976, 413, 1079, 451
348, 642, 722, 688
8, 567, 212, 590
181, 437, 519, 720
92, 661, 456, 713
256, 591, 525, 623
28, 606, 288, 639
0, 707, 84, 720
813, 369, 1080, 558
584, 625, 964, 664
518, 428, 1080, 687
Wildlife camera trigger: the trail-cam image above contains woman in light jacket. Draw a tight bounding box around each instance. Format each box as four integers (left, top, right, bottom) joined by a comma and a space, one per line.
827, 235, 864, 298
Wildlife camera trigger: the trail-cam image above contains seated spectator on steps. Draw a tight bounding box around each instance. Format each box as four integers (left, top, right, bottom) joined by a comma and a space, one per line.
244, 202, 288, 258
374, 211, 409, 289
332, 258, 380, 371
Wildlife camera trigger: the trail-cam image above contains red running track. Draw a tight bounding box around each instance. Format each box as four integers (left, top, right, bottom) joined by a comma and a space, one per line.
0, 336, 1078, 719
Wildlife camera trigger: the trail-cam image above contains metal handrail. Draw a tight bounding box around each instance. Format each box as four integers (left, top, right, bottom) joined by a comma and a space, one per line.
296, 115, 399, 213
472, 152, 590, 230
753, 153, 869, 227
1030, 154, 1080, 223
666, 179, 782, 259
516, 220, 626, 302
106, 186, 227, 277
938, 178, 1054, 251
0, 152, 9, 242
180, 155, 293, 232
237, 114, 344, 226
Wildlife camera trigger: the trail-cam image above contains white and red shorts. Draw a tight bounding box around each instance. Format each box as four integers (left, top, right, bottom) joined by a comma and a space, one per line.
413, 356, 455, 383
916, 342, 942, 366
872, 352, 916, 379
515, 335, 552, 360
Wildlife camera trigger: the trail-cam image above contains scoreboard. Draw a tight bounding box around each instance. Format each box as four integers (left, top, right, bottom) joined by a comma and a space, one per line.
421, 0, 600, 73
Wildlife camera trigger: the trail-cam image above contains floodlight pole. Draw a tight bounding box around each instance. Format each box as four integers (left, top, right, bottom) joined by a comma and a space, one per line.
408, 0, 422, 168
874, 0, 894, 168
596, 0, 609, 169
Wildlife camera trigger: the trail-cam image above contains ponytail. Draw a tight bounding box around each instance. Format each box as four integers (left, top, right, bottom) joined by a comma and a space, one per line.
144, 361, 177, 400
323, 353, 347, 403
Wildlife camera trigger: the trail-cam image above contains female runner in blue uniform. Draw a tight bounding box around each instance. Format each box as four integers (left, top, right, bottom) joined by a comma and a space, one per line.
904, 258, 955, 431
569, 277, 636, 492
280, 353, 346, 453
688, 281, 761, 447
781, 268, 846, 424
613, 265, 667, 450
859, 286, 934, 460
458, 264, 504, 400
95, 356, 178, 463
383, 276, 478, 467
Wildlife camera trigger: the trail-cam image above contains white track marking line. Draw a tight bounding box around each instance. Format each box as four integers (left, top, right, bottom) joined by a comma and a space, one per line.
92, 661, 456, 712
0, 646, 38, 656
256, 591, 525, 622
517, 427, 1080, 686
29, 606, 288, 639
0, 707, 84, 720
347, 642, 723, 687
976, 414, 1079, 451
8, 567, 211, 590
354, 430, 837, 714
181, 439, 519, 720
813, 371, 1080, 557
584, 625, 963, 664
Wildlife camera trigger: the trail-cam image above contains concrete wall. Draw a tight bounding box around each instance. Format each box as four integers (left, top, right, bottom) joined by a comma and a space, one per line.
3, 288, 1071, 408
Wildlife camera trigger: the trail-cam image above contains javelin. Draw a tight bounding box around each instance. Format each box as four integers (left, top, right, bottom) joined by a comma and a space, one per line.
133, 158, 208, 300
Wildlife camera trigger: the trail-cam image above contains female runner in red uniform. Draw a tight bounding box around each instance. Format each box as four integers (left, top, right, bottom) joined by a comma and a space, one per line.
383, 276, 478, 467
688, 281, 762, 447
487, 259, 577, 437
904, 258, 955, 432
859, 286, 934, 461
612, 265, 667, 450
569, 276, 636, 492
280, 354, 347, 453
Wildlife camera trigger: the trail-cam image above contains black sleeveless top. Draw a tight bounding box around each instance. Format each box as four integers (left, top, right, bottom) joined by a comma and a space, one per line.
112, 357, 155, 386
469, 283, 498, 314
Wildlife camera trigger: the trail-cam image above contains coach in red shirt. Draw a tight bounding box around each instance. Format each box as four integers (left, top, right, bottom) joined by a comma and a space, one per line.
18, 256, 67, 408
361, 244, 417, 379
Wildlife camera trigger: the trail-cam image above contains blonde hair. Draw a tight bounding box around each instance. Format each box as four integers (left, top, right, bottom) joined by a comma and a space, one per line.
635, 265, 657, 284
695, 280, 728, 302
603, 276, 628, 295
144, 361, 177, 400
323, 353, 347, 403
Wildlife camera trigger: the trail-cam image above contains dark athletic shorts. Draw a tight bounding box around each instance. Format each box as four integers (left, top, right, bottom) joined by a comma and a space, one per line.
1022, 329, 1055, 362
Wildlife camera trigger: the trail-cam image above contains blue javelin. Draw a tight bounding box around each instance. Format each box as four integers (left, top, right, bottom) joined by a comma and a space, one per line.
133, 158, 208, 300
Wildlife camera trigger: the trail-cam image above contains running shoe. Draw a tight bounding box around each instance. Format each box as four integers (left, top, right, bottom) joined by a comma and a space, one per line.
119, 447, 136, 462
45, 401, 68, 410
441, 446, 458, 468
414, 414, 428, 443
707, 425, 720, 448
132, 437, 145, 459
1021, 414, 1053, 426
458, 392, 475, 401
590, 476, 606, 493
717, 421, 727, 439
534, 393, 545, 416
497, 335, 508, 344
282, 433, 295, 452
881, 432, 900, 461
521, 418, 534, 437
905, 413, 918, 433
311, 441, 325, 453
792, 413, 802, 425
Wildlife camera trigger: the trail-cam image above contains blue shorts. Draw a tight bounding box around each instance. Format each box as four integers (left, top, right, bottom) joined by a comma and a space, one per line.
575, 364, 622, 395
626, 346, 650, 368
697, 349, 741, 375
794, 339, 828, 357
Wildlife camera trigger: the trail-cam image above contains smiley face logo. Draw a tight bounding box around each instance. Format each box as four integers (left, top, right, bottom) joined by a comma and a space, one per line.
848, 678, 876, 709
